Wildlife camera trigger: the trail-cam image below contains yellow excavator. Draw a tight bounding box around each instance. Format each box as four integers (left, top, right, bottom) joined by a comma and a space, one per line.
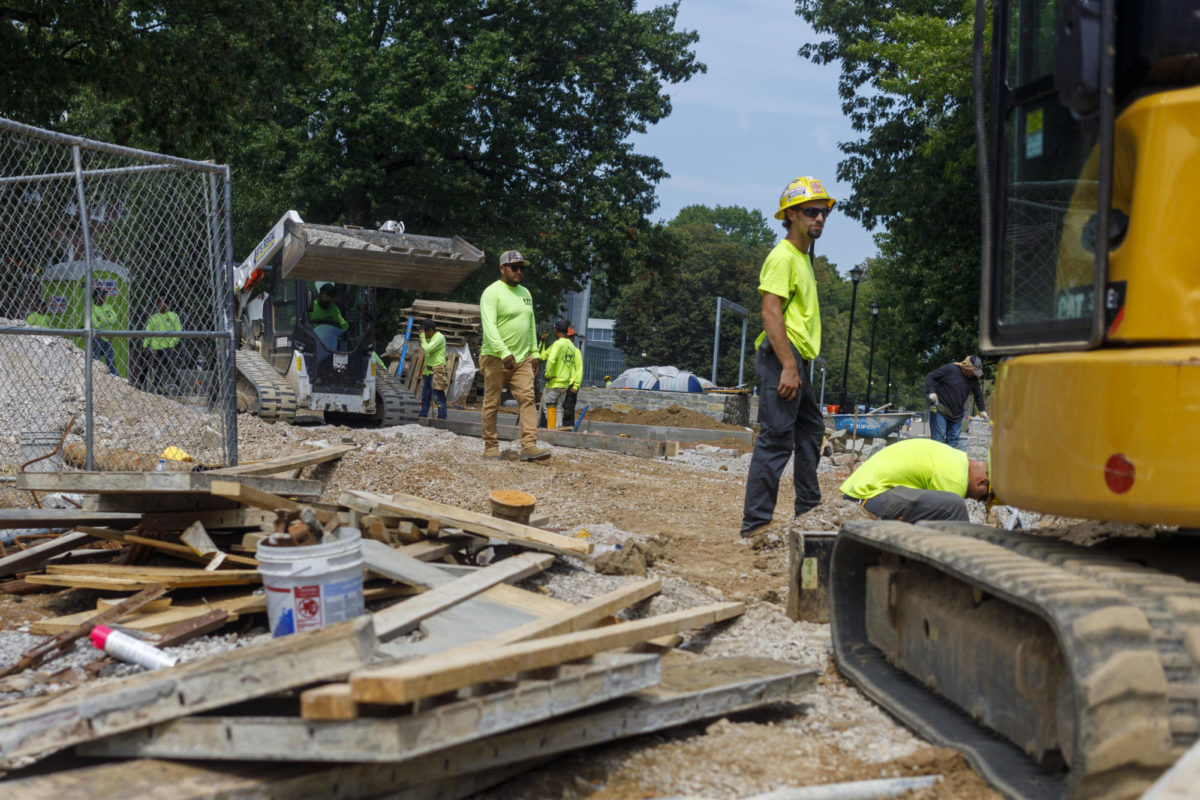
830, 2, 1200, 799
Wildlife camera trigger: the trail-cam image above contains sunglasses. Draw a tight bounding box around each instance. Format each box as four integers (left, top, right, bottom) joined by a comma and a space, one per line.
798, 206, 832, 219
504, 263, 526, 270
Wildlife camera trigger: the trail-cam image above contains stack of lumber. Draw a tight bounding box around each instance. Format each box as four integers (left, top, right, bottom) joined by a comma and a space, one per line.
0, 463, 816, 799
399, 299, 482, 349
398, 299, 483, 401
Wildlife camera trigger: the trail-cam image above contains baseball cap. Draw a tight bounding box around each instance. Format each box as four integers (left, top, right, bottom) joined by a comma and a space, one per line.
553, 318, 570, 333
499, 250, 529, 267
421, 317, 436, 331
961, 355, 983, 376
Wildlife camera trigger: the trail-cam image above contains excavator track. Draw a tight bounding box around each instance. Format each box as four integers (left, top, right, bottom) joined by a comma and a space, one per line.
830, 520, 1200, 800
234, 349, 297, 422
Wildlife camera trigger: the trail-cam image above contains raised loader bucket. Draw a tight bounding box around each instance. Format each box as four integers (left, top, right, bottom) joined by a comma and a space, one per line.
280, 221, 484, 293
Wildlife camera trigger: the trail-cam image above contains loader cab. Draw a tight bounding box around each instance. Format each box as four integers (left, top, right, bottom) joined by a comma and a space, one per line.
294, 280, 376, 397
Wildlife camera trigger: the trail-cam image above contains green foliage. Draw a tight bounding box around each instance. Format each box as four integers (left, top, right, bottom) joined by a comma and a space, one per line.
2, 1, 704, 332
610, 217, 762, 386
794, 0, 987, 400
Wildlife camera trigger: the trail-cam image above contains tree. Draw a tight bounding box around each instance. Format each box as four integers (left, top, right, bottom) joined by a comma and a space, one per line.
4, 1, 705, 326
611, 207, 770, 385
794, 1, 984, 392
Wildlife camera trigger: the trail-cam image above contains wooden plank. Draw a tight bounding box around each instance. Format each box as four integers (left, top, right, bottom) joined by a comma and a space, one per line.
394, 535, 476, 562
0, 616, 377, 768
140, 508, 275, 532
27, 657, 813, 800
28, 585, 412, 636
16, 472, 322, 500
27, 564, 260, 590
88, 653, 660, 759
207, 445, 358, 477
0, 509, 141, 530
299, 683, 359, 720
122, 534, 259, 568
482, 577, 662, 646
343, 490, 592, 557
372, 552, 554, 641
0, 532, 95, 578
351, 601, 745, 704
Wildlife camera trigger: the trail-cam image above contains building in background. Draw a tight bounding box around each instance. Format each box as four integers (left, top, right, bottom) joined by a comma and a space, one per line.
561, 283, 626, 386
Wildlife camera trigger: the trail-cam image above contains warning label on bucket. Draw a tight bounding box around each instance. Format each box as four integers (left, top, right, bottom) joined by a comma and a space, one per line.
294, 584, 323, 631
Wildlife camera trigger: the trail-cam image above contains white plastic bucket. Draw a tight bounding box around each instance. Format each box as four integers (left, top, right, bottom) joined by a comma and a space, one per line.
19, 431, 63, 472
257, 527, 365, 637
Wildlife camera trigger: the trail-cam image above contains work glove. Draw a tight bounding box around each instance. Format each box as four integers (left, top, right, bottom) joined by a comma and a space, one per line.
978, 411, 988, 420
927, 392, 938, 405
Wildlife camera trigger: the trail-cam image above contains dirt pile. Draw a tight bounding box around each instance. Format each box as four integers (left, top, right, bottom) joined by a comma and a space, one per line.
0, 324, 227, 468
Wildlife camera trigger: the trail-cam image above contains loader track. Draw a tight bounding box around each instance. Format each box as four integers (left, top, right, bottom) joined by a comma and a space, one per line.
373, 373, 419, 427
234, 349, 297, 422
831, 520, 1200, 800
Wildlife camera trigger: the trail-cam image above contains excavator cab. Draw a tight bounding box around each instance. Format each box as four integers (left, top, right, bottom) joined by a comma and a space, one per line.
982, 0, 1200, 524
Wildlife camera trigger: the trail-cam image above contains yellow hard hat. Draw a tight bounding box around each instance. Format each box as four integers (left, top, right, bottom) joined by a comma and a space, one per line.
774, 176, 836, 220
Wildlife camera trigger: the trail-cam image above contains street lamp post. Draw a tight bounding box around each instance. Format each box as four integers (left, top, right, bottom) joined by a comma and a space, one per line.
884, 357, 892, 406
837, 266, 864, 412
865, 302, 880, 410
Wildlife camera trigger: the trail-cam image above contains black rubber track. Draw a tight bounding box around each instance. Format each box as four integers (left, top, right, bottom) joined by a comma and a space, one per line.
831, 520, 1198, 800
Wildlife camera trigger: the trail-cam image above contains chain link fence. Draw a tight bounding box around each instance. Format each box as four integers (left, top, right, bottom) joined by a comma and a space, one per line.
0, 117, 236, 477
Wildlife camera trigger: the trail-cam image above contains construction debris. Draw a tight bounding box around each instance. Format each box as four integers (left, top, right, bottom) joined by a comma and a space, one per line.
0, 458, 818, 797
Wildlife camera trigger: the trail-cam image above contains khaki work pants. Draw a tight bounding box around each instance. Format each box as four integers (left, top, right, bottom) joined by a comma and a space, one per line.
480, 355, 538, 450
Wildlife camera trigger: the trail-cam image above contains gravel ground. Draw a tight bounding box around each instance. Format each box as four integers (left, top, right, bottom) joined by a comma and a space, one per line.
0, 410, 1002, 799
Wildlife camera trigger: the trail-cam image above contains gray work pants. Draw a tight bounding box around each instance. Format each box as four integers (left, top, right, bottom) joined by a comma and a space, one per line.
861, 487, 968, 523
741, 340, 825, 535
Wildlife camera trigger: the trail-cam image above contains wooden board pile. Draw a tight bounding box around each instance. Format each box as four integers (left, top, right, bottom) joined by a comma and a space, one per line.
397, 299, 483, 401
0, 455, 815, 799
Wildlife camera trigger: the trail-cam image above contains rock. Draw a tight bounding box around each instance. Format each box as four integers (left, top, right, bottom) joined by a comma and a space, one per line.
593, 539, 659, 577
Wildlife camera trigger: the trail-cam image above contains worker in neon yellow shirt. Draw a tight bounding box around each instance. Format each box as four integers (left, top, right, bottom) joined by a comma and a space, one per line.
143, 297, 182, 393
562, 331, 584, 427
840, 439, 990, 522
742, 176, 834, 537
25, 298, 52, 328
480, 250, 548, 461
418, 318, 448, 419
539, 318, 576, 427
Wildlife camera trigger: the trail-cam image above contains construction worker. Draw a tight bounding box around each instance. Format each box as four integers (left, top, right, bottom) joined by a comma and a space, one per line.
840, 438, 990, 522
539, 319, 576, 427
562, 327, 584, 427
604, 375, 612, 388
925, 355, 987, 450
418, 317, 448, 420
25, 297, 51, 328
480, 250, 549, 461
143, 297, 182, 394
90, 288, 118, 375
310, 282, 348, 350
741, 176, 835, 538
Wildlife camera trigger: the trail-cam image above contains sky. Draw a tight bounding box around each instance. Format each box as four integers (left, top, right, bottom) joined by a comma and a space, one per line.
631, 0, 878, 275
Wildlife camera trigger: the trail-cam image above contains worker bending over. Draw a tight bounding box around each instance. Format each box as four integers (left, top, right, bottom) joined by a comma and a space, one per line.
840, 439, 990, 523
925, 355, 986, 450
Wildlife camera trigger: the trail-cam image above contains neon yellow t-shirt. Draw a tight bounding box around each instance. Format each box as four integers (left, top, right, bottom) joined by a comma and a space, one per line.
420, 331, 446, 374
144, 311, 181, 350
544, 337, 575, 389
480, 280, 536, 361
25, 312, 52, 328
839, 439, 969, 500
754, 239, 820, 360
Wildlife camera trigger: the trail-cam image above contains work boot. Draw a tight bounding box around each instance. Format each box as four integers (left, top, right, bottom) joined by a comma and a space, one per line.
519, 446, 551, 462
483, 447, 501, 460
